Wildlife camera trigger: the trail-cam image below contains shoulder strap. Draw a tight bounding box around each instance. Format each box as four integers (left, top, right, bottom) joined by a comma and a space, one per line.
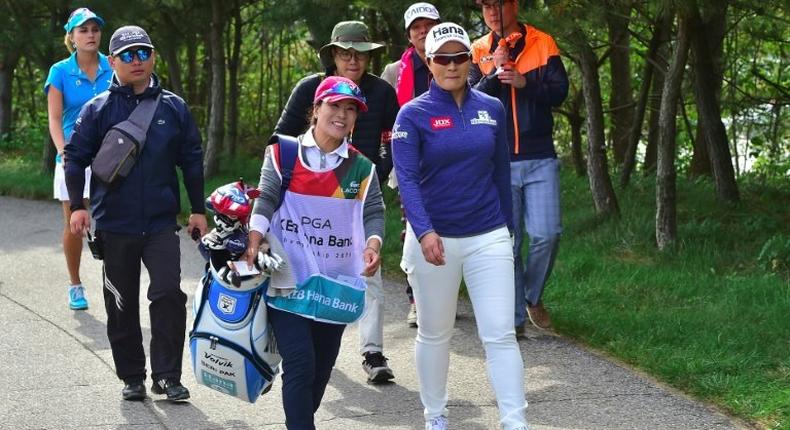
126, 93, 162, 151
269, 134, 299, 204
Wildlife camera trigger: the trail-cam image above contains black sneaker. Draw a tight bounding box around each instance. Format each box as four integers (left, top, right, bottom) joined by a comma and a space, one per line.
515, 323, 526, 339
362, 352, 395, 383
151, 378, 190, 401
122, 381, 146, 401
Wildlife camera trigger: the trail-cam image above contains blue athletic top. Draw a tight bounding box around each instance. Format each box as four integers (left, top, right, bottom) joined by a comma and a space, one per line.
44, 51, 112, 144
392, 80, 513, 240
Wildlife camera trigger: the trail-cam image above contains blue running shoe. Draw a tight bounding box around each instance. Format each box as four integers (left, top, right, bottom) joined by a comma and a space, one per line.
68, 284, 89, 310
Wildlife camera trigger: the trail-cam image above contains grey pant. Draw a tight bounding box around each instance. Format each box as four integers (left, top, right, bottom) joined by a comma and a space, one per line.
358, 266, 384, 354
510, 158, 562, 327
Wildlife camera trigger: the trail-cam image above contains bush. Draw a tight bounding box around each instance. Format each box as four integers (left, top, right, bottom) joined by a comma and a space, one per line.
758, 234, 790, 276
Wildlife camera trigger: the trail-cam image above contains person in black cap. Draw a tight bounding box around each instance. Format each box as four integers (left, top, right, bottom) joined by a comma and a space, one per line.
65, 25, 206, 402
274, 20, 399, 385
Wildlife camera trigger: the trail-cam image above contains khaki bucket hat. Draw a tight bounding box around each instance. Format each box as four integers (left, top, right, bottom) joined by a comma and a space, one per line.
318, 21, 384, 68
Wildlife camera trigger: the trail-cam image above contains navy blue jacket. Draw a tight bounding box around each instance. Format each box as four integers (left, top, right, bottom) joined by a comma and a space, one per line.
392, 81, 513, 239
65, 74, 204, 235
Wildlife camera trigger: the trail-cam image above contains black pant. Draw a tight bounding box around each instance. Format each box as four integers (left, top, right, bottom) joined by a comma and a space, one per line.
99, 229, 186, 383
268, 307, 346, 430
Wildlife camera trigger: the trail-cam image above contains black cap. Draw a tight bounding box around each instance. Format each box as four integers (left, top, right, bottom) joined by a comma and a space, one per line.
109, 25, 154, 56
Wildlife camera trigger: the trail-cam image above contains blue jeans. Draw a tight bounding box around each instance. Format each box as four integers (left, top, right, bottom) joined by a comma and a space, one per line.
510, 158, 562, 327
268, 306, 346, 430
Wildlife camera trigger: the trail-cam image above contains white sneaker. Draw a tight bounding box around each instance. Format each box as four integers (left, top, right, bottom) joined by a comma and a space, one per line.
407, 303, 418, 327
425, 415, 448, 430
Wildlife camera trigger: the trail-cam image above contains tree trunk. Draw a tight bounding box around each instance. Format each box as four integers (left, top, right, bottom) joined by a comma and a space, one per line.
578, 43, 620, 217
39, 7, 64, 173
606, 1, 634, 166
0, 52, 19, 137
159, 42, 184, 97
688, 1, 727, 178
656, 14, 691, 251
621, 8, 671, 186
567, 89, 586, 176
204, 0, 226, 178
689, 121, 711, 175
644, 42, 668, 175
226, 0, 242, 158
688, 2, 740, 202
570, 115, 586, 177
186, 32, 199, 105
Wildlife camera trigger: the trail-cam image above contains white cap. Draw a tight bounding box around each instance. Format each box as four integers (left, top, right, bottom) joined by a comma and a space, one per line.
425, 22, 471, 57
404, 2, 441, 30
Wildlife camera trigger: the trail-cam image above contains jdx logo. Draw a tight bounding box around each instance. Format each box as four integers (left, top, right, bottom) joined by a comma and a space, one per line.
430, 117, 454, 130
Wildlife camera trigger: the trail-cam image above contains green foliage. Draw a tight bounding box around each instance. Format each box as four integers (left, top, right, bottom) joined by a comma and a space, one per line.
549, 171, 790, 430
0, 156, 51, 199
758, 234, 790, 277
0, 121, 47, 155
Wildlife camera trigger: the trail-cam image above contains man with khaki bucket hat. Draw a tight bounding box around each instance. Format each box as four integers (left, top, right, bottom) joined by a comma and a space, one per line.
274, 20, 400, 384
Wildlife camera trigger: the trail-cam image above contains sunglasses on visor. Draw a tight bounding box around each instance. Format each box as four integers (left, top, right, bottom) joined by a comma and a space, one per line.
116, 47, 153, 64
429, 51, 472, 66
317, 81, 367, 104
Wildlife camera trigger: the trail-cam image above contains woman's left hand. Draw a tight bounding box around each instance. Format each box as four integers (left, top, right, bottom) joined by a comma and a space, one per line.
361, 241, 381, 277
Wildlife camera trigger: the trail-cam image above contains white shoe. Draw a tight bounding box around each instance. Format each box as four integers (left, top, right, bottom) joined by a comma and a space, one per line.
407, 303, 418, 327
425, 415, 448, 430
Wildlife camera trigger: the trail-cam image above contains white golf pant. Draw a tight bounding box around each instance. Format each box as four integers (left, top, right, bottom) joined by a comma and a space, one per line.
358, 266, 384, 354
402, 226, 528, 430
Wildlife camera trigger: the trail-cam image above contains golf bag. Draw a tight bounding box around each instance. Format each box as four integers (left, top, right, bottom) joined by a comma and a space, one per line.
190, 271, 281, 403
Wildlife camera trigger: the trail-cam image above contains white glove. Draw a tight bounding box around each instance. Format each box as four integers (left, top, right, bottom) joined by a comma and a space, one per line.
256, 250, 285, 275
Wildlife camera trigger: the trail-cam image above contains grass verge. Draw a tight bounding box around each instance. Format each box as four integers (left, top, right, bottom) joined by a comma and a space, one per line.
548, 172, 789, 430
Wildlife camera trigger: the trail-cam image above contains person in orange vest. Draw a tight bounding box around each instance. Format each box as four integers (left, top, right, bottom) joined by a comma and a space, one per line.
469, 0, 569, 335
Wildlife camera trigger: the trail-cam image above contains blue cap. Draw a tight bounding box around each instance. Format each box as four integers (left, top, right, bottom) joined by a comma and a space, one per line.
64, 8, 105, 34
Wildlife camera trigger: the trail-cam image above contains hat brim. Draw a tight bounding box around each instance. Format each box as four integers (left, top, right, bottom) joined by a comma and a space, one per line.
405, 15, 441, 31
65, 16, 105, 33
111, 43, 155, 56
319, 94, 369, 113
318, 41, 384, 68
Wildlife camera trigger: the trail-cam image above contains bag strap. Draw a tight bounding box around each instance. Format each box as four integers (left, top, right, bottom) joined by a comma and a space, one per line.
125, 93, 162, 151
269, 134, 299, 206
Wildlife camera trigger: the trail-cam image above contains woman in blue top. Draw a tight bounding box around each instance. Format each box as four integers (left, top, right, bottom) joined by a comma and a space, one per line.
45, 7, 112, 311
392, 23, 528, 430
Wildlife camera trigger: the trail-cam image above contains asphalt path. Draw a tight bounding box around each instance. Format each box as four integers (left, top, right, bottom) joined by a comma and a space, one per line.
0, 196, 750, 430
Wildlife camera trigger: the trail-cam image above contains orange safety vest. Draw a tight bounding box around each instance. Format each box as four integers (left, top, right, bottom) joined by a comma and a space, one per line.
471, 26, 561, 154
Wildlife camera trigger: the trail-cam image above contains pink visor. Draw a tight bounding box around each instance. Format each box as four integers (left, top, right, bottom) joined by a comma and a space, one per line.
313, 76, 368, 112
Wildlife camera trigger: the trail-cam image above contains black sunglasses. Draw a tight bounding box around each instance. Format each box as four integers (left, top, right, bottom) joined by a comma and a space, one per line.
117, 47, 153, 64
429, 52, 472, 66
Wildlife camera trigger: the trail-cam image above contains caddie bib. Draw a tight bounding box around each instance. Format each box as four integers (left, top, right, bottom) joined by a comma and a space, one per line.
267, 143, 375, 324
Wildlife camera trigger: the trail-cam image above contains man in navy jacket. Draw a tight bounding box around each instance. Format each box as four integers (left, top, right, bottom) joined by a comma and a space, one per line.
66, 25, 206, 402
